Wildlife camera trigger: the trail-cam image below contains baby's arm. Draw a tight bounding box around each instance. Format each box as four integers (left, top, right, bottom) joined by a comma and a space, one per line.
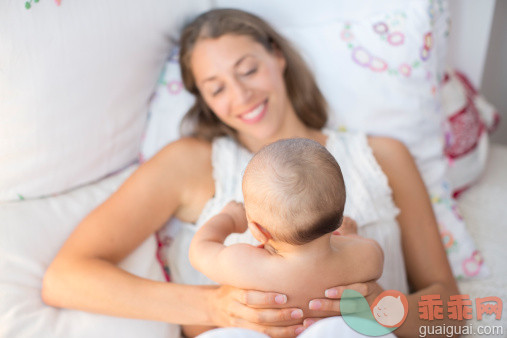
189, 202, 272, 288
332, 217, 382, 281
337, 235, 384, 283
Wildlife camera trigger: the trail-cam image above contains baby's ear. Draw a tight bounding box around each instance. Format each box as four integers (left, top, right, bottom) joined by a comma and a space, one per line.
249, 222, 272, 243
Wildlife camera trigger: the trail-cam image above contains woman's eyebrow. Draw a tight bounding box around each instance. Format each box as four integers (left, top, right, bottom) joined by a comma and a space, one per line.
201, 54, 255, 85
234, 54, 254, 67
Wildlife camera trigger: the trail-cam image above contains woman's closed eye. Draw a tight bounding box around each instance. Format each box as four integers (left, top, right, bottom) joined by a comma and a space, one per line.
242, 67, 257, 76
212, 86, 224, 96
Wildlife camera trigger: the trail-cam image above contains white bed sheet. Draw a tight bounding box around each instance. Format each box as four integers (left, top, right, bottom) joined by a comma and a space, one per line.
456, 143, 507, 337
0, 165, 178, 338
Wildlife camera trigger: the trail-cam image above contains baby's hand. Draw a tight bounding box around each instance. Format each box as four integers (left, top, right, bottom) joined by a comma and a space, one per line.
221, 201, 248, 233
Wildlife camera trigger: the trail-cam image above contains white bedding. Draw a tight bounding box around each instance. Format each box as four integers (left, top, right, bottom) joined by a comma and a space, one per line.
1, 145, 506, 337
0, 166, 178, 338
456, 144, 507, 336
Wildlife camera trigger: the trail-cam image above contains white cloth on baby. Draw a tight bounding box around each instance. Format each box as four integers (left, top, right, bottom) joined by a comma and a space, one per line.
196, 316, 397, 338
166, 129, 409, 294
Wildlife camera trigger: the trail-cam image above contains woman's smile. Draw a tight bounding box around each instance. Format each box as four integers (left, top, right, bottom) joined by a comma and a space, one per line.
238, 99, 268, 124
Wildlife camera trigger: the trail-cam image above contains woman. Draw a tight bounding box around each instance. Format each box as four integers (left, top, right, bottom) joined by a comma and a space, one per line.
42, 9, 459, 337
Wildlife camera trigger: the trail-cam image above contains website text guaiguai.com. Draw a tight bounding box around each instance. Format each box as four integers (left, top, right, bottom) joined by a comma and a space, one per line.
419, 324, 504, 337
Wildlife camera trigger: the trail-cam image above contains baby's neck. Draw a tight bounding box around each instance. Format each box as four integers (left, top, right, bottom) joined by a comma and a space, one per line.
264, 233, 333, 258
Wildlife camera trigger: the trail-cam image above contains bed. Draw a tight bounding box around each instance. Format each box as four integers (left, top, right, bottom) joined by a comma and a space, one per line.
1, 1, 505, 337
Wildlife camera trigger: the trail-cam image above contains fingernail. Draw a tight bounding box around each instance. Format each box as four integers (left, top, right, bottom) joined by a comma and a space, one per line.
291, 309, 303, 319
325, 289, 338, 298
295, 327, 304, 335
304, 319, 316, 327
275, 294, 287, 304
309, 300, 322, 310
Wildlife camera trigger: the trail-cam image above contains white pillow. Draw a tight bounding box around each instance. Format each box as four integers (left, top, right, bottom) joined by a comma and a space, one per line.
0, 165, 179, 338
140, 48, 195, 162
143, 0, 448, 180
442, 69, 500, 196
0, 0, 211, 202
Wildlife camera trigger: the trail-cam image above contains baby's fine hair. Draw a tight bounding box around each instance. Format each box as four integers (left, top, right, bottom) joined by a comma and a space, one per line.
243, 138, 346, 245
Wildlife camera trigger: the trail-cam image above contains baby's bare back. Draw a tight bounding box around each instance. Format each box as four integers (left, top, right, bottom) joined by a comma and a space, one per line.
263, 235, 383, 319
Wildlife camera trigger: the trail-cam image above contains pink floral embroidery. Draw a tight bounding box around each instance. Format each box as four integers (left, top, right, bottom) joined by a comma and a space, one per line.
351, 47, 371, 68
373, 22, 389, 34
166, 81, 183, 95
387, 32, 404, 46
370, 57, 388, 72
398, 64, 411, 77
462, 251, 484, 277
341, 15, 431, 78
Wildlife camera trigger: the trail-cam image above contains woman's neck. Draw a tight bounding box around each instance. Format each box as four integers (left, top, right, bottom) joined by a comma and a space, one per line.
238, 113, 325, 153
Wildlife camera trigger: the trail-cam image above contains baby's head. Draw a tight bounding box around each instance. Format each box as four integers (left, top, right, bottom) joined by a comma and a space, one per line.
242, 138, 346, 245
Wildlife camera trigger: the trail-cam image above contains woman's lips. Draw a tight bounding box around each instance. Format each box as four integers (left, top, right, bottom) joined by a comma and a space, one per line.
239, 100, 267, 124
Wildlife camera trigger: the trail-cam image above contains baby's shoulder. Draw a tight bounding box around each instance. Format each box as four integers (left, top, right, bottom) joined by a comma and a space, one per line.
330, 235, 383, 264
331, 232, 379, 248
329, 234, 384, 280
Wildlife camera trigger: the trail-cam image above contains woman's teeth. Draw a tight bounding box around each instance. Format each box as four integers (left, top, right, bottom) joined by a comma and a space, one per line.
241, 102, 265, 121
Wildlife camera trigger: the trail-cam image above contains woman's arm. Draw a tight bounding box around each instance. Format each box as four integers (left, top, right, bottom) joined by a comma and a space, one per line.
306, 137, 461, 336
366, 137, 460, 337
42, 138, 303, 336
42, 138, 215, 323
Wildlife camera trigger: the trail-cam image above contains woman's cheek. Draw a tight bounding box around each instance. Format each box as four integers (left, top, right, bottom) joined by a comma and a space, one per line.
211, 98, 230, 121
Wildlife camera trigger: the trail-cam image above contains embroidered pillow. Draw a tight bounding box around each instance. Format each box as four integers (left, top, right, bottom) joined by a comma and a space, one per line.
442, 69, 501, 197
142, 0, 489, 279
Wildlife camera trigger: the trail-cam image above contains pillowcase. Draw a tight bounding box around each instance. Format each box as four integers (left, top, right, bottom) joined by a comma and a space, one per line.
442, 69, 501, 197
0, 164, 178, 337
140, 48, 195, 163
142, 0, 488, 279
0, 0, 210, 202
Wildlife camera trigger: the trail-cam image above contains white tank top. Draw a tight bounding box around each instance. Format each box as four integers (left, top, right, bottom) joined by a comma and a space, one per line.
162, 129, 409, 294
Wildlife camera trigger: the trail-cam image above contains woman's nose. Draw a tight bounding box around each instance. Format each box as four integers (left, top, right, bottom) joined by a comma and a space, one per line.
230, 79, 252, 104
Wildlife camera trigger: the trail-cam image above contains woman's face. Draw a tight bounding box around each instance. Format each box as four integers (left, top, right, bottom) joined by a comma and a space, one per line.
190, 34, 297, 144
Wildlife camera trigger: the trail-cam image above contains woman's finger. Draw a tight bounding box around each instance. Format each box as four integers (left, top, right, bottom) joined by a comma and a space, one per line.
333, 216, 358, 235
324, 281, 375, 299
308, 298, 341, 314
229, 300, 304, 324
308, 297, 368, 316
233, 289, 288, 307
230, 316, 305, 338
302, 317, 326, 328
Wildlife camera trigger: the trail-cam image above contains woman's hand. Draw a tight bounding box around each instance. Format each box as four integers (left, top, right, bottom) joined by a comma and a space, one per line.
303, 281, 384, 327
333, 216, 358, 236
209, 285, 306, 337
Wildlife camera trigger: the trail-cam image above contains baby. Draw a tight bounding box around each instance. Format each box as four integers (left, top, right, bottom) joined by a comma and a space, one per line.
188, 138, 384, 336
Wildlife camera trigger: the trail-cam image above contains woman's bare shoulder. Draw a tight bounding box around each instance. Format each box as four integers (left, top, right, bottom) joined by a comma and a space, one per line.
147, 137, 214, 222
153, 137, 212, 167
366, 136, 409, 159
